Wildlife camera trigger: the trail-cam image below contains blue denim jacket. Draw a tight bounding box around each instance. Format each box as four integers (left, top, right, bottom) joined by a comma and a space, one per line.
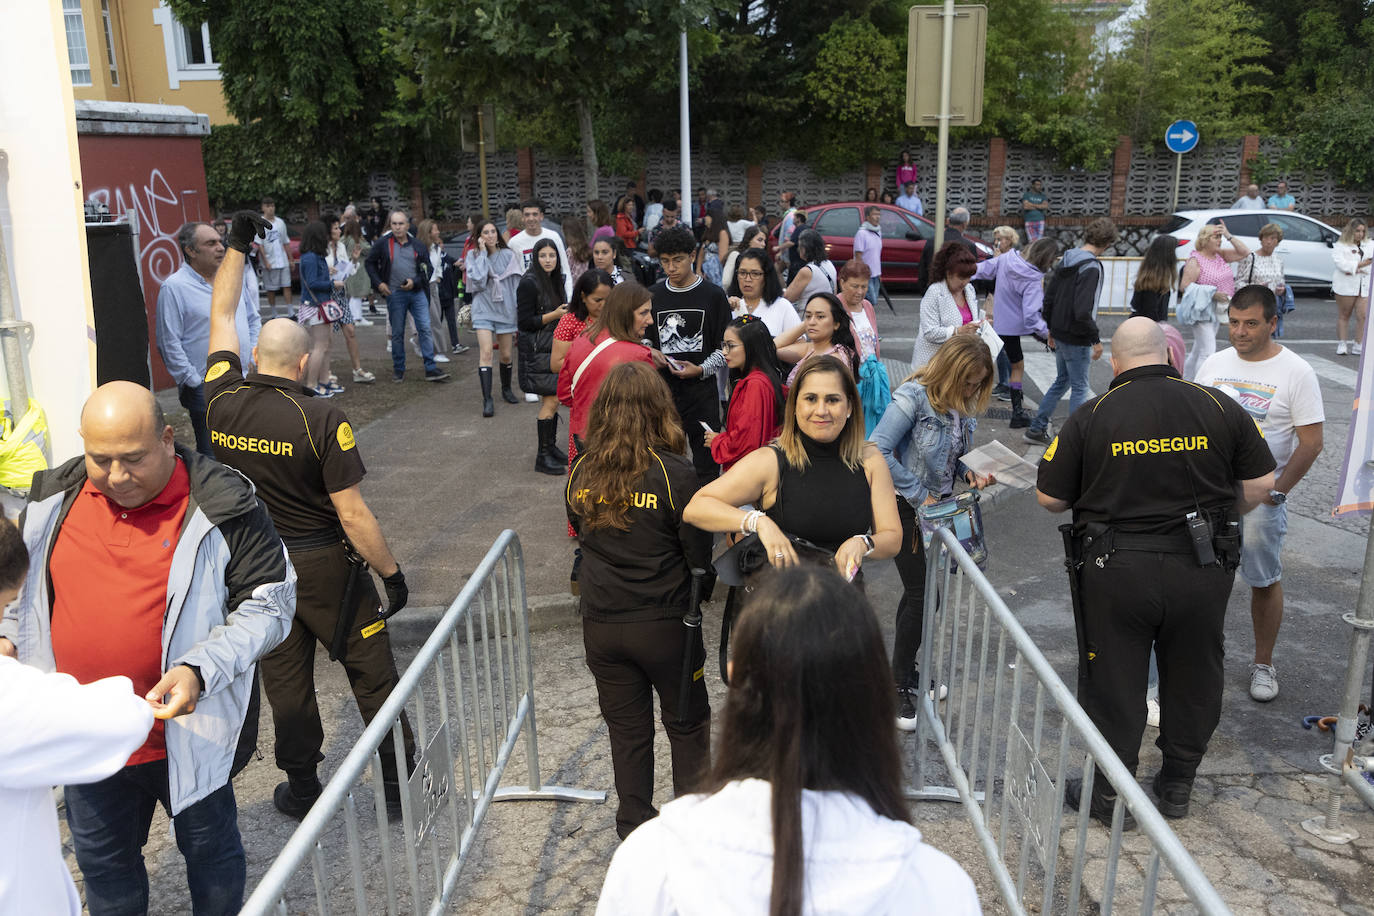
870, 379, 976, 506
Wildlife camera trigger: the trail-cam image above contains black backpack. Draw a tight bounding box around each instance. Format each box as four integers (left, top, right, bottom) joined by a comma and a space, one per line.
1043, 257, 1096, 337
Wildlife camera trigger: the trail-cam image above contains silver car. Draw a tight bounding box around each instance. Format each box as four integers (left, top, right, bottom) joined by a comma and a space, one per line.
1161, 209, 1341, 292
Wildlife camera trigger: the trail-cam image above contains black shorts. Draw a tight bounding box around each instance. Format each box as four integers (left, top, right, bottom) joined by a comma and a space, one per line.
999, 334, 1024, 363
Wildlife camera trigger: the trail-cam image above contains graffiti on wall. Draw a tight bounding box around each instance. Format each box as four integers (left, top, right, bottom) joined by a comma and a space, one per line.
86, 168, 202, 289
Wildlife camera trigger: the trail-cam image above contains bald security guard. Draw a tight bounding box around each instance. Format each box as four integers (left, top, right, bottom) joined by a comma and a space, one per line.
203, 212, 415, 819
1036, 317, 1275, 826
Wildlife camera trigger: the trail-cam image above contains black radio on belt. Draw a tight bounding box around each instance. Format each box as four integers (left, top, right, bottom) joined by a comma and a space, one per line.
1185, 511, 1215, 566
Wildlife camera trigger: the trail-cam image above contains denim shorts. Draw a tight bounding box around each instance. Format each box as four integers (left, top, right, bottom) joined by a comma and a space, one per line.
1240, 500, 1287, 587
473, 319, 518, 334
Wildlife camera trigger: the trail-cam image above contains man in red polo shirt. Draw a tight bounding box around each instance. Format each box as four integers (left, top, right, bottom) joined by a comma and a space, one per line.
0, 381, 295, 916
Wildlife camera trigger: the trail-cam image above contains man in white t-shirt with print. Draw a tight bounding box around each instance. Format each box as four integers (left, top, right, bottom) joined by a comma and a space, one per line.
1195, 284, 1324, 703
507, 198, 570, 290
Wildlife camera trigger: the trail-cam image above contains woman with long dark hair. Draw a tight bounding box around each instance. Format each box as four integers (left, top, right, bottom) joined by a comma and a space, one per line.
705, 316, 786, 472
591, 235, 628, 286
296, 220, 340, 397
685, 355, 901, 581
562, 216, 592, 288
517, 238, 571, 475
775, 292, 860, 384
697, 201, 731, 286
614, 196, 640, 250
871, 335, 995, 729
597, 566, 980, 914
587, 199, 615, 244
465, 218, 524, 415
722, 223, 768, 290
781, 229, 836, 306
567, 362, 711, 840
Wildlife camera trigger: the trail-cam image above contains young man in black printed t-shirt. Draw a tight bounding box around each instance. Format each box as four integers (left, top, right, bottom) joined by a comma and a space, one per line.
648, 225, 732, 483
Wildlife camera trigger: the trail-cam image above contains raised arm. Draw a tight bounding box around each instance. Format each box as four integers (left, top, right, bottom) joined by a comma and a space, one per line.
209, 212, 271, 359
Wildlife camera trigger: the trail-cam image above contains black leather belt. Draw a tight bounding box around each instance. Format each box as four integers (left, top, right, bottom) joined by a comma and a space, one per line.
1111, 532, 1193, 554
280, 529, 344, 551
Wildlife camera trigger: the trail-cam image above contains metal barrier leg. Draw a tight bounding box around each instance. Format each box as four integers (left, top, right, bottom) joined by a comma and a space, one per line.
1302, 519, 1374, 843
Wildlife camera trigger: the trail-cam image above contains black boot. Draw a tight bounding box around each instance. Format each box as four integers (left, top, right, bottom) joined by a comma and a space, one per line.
272, 772, 322, 820
499, 363, 520, 404
479, 366, 495, 417
1009, 387, 1030, 428
535, 418, 567, 475
546, 413, 568, 464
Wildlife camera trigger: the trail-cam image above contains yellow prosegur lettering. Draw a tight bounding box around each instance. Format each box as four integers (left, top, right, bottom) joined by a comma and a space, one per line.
1110, 436, 1208, 457
210, 430, 295, 456
1042, 436, 1058, 462
337, 421, 356, 451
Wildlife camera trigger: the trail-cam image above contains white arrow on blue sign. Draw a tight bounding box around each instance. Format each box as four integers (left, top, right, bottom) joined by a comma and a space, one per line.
1165, 120, 1199, 154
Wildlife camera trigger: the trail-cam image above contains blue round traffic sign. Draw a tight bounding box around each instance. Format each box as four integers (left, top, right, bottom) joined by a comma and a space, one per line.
1165, 120, 1199, 154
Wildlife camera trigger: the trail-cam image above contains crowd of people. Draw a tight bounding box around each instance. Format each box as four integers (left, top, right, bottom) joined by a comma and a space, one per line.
5, 158, 1368, 914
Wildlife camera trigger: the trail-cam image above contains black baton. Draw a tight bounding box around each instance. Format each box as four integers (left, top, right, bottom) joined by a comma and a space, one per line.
1058, 523, 1091, 699
329, 547, 367, 663
677, 567, 707, 725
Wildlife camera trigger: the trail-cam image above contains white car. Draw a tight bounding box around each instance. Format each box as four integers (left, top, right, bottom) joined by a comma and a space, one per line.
1160, 209, 1341, 292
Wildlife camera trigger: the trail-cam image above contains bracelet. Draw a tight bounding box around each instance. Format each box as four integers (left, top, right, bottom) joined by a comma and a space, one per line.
740, 509, 762, 535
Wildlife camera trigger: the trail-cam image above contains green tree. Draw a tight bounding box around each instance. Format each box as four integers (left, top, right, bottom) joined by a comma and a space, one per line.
805, 17, 905, 174
1095, 0, 1270, 146
395, 0, 722, 202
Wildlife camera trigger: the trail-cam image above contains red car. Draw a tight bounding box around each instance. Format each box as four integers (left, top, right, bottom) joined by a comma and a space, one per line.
769, 202, 993, 288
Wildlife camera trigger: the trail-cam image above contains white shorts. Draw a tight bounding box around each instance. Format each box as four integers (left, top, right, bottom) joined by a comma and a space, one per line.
263, 266, 292, 291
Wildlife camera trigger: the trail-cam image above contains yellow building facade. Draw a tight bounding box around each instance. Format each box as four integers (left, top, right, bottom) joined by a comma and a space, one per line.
62, 0, 232, 124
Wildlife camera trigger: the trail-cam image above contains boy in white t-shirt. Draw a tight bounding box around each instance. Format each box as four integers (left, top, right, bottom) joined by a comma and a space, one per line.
254, 197, 291, 316
1195, 284, 1324, 703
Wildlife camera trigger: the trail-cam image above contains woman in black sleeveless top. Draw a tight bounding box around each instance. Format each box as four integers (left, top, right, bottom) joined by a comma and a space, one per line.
685, 355, 901, 581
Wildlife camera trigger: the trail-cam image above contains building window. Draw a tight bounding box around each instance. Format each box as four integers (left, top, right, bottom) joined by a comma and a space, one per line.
151, 2, 221, 89
178, 21, 216, 68
100, 0, 119, 86
63, 0, 92, 86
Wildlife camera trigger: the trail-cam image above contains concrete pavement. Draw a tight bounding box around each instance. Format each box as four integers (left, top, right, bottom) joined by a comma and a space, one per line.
112, 303, 1374, 913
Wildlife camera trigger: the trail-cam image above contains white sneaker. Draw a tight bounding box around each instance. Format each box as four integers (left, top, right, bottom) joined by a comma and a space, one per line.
929, 683, 949, 702
1337, 341, 1349, 355
433, 353, 451, 363
1355, 343, 1363, 356
1146, 696, 1160, 729
524, 392, 539, 403
1249, 663, 1279, 702
355, 318, 374, 327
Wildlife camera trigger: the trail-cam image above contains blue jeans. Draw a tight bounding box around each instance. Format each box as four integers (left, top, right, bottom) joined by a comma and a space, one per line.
386, 288, 436, 376
1275, 286, 1295, 338
866, 277, 881, 310
64, 760, 245, 915
996, 348, 1011, 387
1032, 342, 1092, 432
177, 383, 213, 458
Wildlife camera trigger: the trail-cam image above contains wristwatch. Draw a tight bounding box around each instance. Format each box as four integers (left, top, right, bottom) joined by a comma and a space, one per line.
857, 534, 875, 556
1267, 489, 1287, 505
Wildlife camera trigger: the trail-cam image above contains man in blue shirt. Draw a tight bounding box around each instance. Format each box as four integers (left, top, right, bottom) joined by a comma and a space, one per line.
156, 222, 261, 456
1021, 179, 1049, 241
895, 181, 924, 217
1267, 181, 1296, 212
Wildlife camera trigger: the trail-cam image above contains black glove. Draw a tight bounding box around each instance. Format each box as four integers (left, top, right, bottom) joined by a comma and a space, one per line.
228, 211, 273, 254
381, 567, 408, 618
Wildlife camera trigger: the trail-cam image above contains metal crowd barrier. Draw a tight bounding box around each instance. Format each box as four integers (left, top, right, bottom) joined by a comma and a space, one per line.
241, 530, 605, 915
1097, 256, 1155, 316
906, 527, 1230, 915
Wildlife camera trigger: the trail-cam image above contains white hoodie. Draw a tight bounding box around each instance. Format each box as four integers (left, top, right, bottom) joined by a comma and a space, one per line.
0, 657, 154, 915
596, 779, 981, 915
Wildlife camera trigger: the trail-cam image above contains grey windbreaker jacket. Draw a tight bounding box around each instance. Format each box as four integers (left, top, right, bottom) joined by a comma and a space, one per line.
0, 445, 296, 814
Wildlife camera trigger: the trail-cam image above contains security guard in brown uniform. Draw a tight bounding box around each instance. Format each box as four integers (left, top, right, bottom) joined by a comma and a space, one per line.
204, 212, 415, 818
1036, 317, 1274, 825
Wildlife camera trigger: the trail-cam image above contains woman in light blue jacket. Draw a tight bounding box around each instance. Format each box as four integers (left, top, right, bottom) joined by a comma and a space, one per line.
870, 335, 995, 729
